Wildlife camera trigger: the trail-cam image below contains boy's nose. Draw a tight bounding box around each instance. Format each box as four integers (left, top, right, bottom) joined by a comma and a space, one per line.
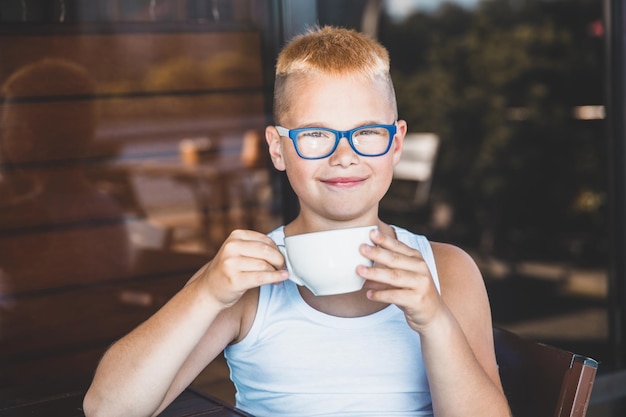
328, 137, 359, 165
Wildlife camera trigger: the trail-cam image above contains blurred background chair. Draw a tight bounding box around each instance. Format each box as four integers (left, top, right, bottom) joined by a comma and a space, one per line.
494, 327, 598, 417
381, 132, 439, 213
393, 132, 439, 206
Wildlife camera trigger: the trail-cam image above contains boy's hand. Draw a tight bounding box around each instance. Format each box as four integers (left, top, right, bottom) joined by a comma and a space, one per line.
192, 229, 288, 308
358, 229, 443, 332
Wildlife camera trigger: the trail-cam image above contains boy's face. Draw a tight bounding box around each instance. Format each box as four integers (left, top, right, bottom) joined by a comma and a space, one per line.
266, 73, 406, 227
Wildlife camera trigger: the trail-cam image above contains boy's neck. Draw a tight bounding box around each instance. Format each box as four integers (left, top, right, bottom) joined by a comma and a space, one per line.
297, 286, 389, 318
285, 214, 392, 237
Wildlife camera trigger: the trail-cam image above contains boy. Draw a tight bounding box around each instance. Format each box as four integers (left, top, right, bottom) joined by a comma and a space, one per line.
84, 26, 511, 417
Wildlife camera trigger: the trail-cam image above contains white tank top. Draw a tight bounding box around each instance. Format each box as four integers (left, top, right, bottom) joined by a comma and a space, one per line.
224, 226, 440, 417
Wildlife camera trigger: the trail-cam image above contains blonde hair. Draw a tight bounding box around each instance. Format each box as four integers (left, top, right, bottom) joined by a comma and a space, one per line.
273, 26, 397, 123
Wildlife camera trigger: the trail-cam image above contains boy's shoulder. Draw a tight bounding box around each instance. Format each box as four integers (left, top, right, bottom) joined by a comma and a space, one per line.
430, 241, 476, 266
430, 240, 484, 299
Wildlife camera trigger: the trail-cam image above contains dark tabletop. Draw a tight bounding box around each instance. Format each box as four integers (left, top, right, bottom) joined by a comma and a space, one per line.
0, 387, 252, 417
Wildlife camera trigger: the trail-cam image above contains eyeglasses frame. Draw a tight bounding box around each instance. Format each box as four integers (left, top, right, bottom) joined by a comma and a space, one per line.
275, 123, 397, 160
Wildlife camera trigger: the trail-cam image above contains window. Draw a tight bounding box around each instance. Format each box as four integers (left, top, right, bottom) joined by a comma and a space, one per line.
0, 0, 279, 401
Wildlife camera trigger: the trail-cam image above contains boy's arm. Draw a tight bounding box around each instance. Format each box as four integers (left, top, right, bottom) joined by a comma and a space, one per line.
422, 242, 510, 417
83, 230, 287, 417
359, 231, 511, 417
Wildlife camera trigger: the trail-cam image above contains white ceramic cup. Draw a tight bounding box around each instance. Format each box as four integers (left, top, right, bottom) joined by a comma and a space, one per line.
278, 225, 376, 296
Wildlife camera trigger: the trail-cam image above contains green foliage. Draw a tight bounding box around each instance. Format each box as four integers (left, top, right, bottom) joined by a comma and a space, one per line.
380, 0, 606, 263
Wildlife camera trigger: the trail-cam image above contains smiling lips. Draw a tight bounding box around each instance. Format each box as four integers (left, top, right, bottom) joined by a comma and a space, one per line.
321, 176, 366, 188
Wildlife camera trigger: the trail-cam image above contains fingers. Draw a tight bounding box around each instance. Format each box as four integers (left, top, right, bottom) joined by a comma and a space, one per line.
222, 253, 285, 279
199, 229, 289, 307
365, 287, 417, 306
369, 228, 419, 258
357, 228, 434, 304
359, 229, 428, 278
221, 229, 286, 271
241, 269, 289, 288
358, 260, 424, 292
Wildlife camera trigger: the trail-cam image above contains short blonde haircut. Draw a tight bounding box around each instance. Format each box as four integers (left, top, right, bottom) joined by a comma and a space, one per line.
273, 26, 397, 124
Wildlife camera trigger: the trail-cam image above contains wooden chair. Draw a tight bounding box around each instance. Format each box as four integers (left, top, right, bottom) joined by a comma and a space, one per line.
493, 327, 598, 417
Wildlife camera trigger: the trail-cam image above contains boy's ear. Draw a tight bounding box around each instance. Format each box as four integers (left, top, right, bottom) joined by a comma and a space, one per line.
391, 120, 407, 166
265, 125, 286, 171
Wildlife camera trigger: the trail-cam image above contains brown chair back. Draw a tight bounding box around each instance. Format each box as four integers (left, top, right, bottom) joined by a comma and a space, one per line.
493, 327, 598, 417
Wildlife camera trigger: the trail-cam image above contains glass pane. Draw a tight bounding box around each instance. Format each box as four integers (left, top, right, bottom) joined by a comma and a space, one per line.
0, 0, 279, 402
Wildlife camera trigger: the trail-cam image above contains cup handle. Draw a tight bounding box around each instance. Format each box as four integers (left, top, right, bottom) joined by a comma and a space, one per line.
277, 245, 305, 286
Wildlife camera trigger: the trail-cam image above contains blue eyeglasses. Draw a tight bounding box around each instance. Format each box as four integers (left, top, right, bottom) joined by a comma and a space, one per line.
275, 123, 397, 160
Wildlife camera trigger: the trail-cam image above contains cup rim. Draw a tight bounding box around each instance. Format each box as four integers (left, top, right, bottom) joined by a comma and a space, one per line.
284, 225, 376, 241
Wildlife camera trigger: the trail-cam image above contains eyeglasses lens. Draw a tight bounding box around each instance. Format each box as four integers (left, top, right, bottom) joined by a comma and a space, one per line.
352, 126, 391, 155
296, 126, 391, 158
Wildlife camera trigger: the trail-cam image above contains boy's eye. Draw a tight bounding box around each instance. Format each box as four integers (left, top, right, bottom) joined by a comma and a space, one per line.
354, 127, 385, 137
300, 130, 333, 140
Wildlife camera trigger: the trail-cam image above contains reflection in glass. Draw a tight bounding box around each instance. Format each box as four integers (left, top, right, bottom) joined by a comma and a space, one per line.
0, 58, 133, 393
0, 1, 276, 401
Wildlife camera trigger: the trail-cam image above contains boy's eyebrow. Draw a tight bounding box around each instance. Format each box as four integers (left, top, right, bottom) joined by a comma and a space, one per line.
293, 120, 393, 130
293, 122, 328, 129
